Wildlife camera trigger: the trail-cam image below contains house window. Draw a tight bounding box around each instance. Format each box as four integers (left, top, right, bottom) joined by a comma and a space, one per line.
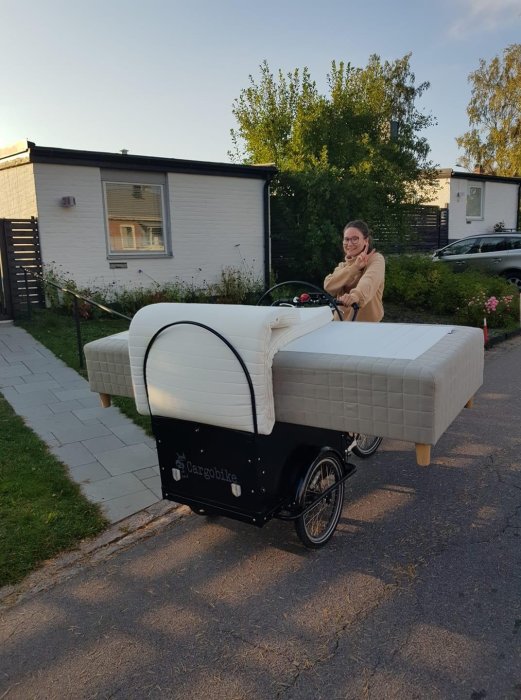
466, 183, 484, 219
104, 182, 167, 255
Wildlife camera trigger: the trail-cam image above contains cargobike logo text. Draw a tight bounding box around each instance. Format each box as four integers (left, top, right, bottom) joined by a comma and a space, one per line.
175, 453, 237, 483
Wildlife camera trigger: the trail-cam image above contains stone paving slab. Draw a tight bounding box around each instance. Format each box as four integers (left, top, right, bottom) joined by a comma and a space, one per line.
0, 324, 162, 523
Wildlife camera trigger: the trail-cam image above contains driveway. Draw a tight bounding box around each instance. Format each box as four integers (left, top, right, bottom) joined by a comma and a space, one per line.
1, 338, 520, 699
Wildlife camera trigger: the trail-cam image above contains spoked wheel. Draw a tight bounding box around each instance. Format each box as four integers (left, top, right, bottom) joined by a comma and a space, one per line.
295, 451, 345, 548
351, 434, 383, 458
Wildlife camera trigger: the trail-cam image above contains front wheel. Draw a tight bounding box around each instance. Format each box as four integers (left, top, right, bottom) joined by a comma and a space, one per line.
351, 434, 383, 458
502, 270, 521, 291
295, 451, 345, 548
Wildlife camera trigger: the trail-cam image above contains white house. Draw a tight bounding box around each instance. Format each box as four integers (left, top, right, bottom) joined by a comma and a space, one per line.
0, 140, 276, 302
431, 168, 521, 242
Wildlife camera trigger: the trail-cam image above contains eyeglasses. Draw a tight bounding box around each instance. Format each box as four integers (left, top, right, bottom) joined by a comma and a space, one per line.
343, 237, 361, 245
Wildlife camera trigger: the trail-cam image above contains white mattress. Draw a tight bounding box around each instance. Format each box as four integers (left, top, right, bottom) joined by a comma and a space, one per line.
128, 303, 332, 434
85, 309, 484, 449
282, 322, 455, 359
274, 323, 483, 445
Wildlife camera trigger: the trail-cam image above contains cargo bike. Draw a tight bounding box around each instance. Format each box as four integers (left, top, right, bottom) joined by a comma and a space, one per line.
149, 283, 380, 548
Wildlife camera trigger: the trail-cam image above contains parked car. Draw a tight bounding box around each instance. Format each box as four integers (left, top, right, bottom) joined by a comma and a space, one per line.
432, 232, 521, 289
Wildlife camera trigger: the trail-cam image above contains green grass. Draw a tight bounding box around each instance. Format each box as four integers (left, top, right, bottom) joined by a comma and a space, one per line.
0, 309, 150, 587
0, 397, 107, 587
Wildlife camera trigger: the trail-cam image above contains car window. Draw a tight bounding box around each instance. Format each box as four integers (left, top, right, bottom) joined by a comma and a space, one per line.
441, 238, 479, 256
479, 236, 510, 253
511, 238, 521, 250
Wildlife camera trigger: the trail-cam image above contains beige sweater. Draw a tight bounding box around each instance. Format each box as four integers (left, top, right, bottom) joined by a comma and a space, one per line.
323, 252, 385, 322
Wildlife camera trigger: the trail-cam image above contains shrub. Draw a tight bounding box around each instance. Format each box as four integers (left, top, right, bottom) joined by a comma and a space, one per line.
210, 265, 264, 304
40, 262, 264, 318
384, 254, 519, 328
455, 292, 517, 328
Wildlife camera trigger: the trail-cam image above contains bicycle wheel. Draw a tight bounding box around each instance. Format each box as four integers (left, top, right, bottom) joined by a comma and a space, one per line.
351, 434, 382, 458
295, 451, 345, 549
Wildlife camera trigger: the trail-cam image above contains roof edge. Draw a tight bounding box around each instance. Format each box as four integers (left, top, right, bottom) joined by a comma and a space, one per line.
4, 142, 277, 180
436, 168, 521, 185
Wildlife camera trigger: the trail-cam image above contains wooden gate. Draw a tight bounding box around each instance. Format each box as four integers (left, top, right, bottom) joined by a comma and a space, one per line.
0, 218, 44, 319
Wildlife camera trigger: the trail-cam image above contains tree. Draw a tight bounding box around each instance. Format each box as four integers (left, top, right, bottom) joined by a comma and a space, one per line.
457, 44, 521, 176
230, 57, 437, 279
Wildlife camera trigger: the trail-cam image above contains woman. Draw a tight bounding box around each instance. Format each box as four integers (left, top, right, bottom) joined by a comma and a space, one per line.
324, 220, 385, 322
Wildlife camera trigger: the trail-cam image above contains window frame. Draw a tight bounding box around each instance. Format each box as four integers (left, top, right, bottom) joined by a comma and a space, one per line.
120, 224, 137, 250
102, 179, 171, 259
466, 182, 484, 220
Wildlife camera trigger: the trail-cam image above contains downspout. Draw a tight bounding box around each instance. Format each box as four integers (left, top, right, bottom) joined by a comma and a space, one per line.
517, 183, 521, 231
263, 172, 276, 289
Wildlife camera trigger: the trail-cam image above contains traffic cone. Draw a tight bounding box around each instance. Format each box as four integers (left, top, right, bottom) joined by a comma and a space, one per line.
483, 316, 489, 346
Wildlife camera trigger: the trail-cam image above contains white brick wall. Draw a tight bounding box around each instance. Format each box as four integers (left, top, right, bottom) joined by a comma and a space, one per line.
166, 173, 264, 285
31, 164, 266, 292
448, 178, 519, 240
0, 163, 37, 217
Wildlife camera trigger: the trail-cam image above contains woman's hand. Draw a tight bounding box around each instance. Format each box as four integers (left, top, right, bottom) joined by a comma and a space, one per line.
353, 241, 374, 271
338, 292, 357, 307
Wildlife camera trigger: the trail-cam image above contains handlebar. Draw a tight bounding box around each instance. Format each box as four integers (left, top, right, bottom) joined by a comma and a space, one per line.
256, 282, 357, 321
272, 292, 359, 318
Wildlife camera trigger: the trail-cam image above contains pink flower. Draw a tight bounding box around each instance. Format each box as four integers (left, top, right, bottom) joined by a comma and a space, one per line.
484, 296, 498, 312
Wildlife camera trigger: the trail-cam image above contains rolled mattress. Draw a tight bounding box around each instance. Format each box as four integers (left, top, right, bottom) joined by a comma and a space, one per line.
84, 321, 483, 448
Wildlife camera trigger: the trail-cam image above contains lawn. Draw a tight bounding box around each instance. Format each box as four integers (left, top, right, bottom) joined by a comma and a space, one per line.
0, 397, 107, 587
0, 309, 148, 589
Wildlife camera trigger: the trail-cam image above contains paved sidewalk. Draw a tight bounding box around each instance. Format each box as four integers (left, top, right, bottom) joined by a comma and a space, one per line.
0, 322, 161, 523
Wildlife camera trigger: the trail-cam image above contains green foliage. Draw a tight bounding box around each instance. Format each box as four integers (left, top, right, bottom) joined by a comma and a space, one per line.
384, 254, 520, 328
109, 283, 186, 316
230, 56, 438, 279
456, 44, 521, 176
40, 262, 264, 317
210, 265, 264, 304
454, 291, 518, 328
43, 263, 115, 319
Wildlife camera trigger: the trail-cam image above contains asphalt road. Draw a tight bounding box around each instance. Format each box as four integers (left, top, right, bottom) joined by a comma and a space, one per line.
1, 337, 521, 700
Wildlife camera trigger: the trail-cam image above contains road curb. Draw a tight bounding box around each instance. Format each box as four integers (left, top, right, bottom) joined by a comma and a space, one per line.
486, 326, 521, 349
0, 501, 189, 609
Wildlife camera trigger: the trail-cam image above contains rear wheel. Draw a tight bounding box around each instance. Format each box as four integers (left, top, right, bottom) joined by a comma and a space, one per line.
502, 270, 521, 291
295, 451, 345, 548
351, 434, 382, 458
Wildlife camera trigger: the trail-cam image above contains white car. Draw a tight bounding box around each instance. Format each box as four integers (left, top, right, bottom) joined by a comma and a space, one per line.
432, 233, 521, 289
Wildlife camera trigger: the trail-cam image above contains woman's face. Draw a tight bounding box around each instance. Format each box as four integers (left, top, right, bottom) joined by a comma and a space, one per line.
343, 227, 367, 258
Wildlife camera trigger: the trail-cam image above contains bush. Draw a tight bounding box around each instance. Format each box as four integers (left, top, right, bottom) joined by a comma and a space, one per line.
384, 254, 520, 328
210, 265, 264, 304
454, 291, 517, 328
41, 262, 264, 318
39, 255, 520, 330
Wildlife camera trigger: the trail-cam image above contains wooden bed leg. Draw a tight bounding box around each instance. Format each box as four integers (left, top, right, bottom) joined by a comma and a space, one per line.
415, 444, 431, 467
465, 397, 474, 408
99, 393, 111, 408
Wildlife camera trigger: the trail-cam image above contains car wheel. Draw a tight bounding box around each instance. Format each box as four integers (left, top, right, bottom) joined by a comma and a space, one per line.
502, 271, 521, 290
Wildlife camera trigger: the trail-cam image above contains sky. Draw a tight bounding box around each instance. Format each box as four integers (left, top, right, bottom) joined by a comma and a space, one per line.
1, 0, 520, 169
